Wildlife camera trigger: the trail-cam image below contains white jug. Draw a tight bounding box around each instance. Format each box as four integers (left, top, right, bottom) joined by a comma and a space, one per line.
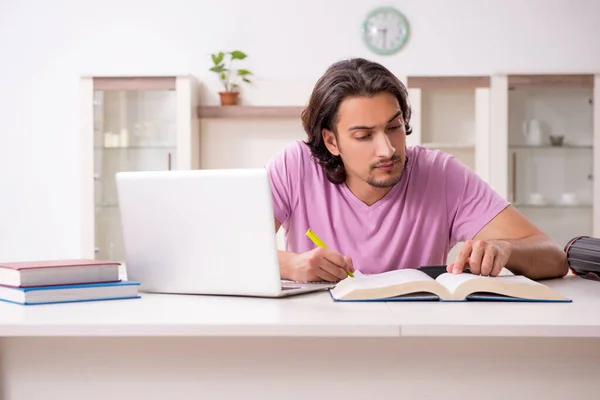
523, 119, 543, 146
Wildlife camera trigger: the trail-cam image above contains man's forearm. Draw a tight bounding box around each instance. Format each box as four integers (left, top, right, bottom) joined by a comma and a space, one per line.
493, 234, 568, 280
278, 250, 298, 280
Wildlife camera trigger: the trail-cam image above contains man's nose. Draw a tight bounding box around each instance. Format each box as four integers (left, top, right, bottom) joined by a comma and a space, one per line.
375, 132, 396, 158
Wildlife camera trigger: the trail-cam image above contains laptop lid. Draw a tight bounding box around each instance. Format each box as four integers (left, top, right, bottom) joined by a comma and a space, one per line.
115, 168, 283, 296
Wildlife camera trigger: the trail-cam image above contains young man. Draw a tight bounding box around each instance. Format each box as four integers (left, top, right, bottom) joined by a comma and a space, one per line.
266, 58, 568, 283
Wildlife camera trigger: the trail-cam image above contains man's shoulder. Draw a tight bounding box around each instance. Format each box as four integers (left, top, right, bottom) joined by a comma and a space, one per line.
265, 140, 328, 223
280, 139, 312, 160
266, 140, 319, 175
407, 145, 457, 174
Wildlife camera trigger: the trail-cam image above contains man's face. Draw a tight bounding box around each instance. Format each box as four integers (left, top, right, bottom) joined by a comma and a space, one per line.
324, 92, 407, 188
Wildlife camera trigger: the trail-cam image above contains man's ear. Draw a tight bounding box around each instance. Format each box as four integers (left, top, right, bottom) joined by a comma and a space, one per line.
322, 129, 340, 156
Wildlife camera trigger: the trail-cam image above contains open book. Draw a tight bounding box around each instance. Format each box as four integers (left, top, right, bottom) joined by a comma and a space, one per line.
329, 269, 571, 302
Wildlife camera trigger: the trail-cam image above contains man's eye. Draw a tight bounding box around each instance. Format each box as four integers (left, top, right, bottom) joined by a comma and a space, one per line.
388, 125, 401, 131
356, 134, 371, 141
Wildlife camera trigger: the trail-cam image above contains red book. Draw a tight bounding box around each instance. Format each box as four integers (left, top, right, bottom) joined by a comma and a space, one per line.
0, 259, 121, 288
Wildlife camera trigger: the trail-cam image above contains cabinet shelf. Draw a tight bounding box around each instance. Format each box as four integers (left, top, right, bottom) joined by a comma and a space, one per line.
508, 74, 594, 89
407, 76, 490, 89
422, 142, 474, 149
95, 204, 118, 209
514, 203, 592, 209
509, 144, 592, 149
94, 146, 176, 150
196, 106, 304, 119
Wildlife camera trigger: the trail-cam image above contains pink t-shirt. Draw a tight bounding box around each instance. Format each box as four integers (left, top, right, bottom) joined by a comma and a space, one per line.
266, 140, 509, 275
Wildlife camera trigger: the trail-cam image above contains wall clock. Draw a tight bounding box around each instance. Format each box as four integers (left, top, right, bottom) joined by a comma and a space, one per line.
362, 6, 410, 55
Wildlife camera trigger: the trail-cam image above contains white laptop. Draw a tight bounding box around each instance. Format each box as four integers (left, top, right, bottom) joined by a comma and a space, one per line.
115, 168, 334, 297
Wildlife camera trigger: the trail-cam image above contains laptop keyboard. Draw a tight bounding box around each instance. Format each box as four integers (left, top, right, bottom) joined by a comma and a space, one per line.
281, 280, 334, 290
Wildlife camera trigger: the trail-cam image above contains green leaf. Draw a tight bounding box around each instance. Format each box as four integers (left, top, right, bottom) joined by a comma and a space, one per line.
210, 53, 224, 65
242, 77, 251, 83
236, 69, 252, 76
220, 72, 226, 81
229, 50, 247, 60
209, 65, 225, 73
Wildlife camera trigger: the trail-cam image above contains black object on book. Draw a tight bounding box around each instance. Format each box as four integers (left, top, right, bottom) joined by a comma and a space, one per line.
418, 265, 471, 279
565, 236, 600, 282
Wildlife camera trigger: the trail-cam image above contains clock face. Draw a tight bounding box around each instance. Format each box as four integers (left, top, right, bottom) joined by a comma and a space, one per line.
362, 7, 410, 55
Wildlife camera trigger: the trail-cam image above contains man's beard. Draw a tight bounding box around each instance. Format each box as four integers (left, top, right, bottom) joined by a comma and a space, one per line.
367, 154, 407, 188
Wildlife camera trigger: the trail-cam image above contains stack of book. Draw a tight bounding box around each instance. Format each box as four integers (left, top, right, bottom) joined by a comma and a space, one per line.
0, 259, 140, 305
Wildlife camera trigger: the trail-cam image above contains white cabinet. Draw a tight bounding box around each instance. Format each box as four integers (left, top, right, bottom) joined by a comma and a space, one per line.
489, 74, 600, 246
79, 75, 200, 261
406, 76, 492, 182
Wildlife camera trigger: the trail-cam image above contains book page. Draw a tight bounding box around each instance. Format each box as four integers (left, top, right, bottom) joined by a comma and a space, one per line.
493, 275, 543, 286
350, 269, 433, 290
436, 273, 544, 295
435, 273, 485, 294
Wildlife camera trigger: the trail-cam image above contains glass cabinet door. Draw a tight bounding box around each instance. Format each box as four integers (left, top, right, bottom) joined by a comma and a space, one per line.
506, 75, 595, 247
93, 81, 177, 261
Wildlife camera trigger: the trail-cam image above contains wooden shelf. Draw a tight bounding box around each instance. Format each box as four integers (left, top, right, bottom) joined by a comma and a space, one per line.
93, 77, 177, 90
509, 144, 593, 149
407, 76, 490, 89
514, 203, 592, 209
197, 106, 304, 119
422, 142, 475, 149
508, 74, 594, 89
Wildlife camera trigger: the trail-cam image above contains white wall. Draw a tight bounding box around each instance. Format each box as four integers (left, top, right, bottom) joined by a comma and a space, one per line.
1, 0, 599, 260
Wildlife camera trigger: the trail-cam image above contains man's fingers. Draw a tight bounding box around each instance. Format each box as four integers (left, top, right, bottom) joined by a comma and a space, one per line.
480, 245, 496, 276
316, 267, 342, 282
344, 256, 355, 272
323, 249, 354, 274
321, 258, 349, 280
468, 240, 486, 275
450, 240, 510, 276
323, 249, 349, 270
452, 241, 473, 273
491, 253, 507, 276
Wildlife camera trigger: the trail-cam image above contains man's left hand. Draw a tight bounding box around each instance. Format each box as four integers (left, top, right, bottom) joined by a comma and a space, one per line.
447, 239, 512, 276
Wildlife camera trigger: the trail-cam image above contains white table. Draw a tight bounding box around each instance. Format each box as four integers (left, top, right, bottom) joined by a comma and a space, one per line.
1, 275, 599, 400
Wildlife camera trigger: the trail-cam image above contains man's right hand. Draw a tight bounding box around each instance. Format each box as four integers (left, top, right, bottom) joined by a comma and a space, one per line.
286, 247, 354, 282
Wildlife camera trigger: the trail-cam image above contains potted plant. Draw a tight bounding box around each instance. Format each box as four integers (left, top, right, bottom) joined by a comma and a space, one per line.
209, 50, 253, 106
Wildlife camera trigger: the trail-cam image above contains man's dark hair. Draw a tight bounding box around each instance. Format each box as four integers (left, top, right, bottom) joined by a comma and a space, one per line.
301, 58, 412, 184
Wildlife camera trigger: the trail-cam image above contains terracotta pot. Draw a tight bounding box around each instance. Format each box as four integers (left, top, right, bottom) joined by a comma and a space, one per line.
219, 91, 239, 106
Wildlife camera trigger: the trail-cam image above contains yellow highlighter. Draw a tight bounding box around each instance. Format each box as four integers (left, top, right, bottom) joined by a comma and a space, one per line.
306, 228, 354, 278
